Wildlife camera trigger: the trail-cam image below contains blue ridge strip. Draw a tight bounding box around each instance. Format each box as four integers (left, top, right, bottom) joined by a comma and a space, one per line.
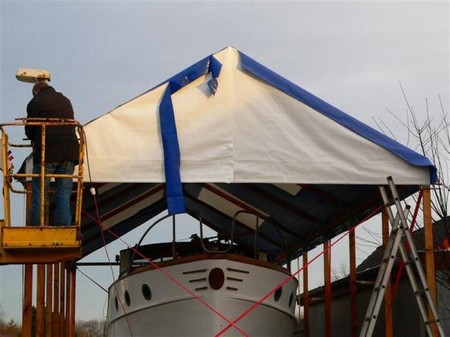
239, 51, 437, 184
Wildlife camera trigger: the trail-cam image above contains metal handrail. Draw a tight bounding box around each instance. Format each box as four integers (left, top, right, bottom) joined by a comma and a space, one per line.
0, 118, 85, 228
126, 209, 237, 274
232, 210, 289, 260
125, 209, 288, 271
129, 211, 204, 265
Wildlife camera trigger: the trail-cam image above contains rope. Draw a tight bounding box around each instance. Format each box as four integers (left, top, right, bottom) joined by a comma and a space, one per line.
76, 267, 108, 293
83, 130, 134, 337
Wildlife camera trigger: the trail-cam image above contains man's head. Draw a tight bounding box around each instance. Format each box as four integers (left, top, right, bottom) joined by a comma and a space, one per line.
32, 81, 49, 97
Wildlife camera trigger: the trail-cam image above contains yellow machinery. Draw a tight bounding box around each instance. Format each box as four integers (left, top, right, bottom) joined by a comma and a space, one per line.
0, 118, 85, 264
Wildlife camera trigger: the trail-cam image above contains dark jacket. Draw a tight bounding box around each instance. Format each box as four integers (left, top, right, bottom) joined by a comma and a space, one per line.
25, 86, 79, 163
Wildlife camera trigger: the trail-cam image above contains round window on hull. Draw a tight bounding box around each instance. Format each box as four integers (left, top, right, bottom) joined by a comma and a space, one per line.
142, 283, 152, 301
289, 292, 294, 307
124, 290, 131, 307
274, 287, 282, 302
208, 268, 225, 290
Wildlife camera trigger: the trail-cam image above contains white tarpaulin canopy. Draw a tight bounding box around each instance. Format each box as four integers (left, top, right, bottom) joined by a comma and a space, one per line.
79, 47, 436, 260
84, 46, 434, 186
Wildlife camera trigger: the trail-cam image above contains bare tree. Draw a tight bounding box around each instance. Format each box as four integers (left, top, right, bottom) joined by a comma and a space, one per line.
373, 84, 450, 288
0, 307, 21, 337
75, 319, 106, 337
332, 262, 349, 281
373, 84, 449, 220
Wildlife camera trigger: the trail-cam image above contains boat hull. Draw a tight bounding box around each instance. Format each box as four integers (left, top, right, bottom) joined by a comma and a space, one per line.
105, 254, 297, 337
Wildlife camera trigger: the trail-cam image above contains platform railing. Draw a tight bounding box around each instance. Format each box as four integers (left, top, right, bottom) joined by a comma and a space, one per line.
0, 118, 85, 228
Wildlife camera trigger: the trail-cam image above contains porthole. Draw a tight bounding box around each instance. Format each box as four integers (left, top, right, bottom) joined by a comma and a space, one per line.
274, 287, 282, 302
142, 284, 152, 301
114, 296, 118, 311
208, 268, 225, 290
124, 290, 131, 307
288, 292, 294, 307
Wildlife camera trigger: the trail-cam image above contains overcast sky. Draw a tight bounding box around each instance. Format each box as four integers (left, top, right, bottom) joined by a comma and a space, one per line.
1, 0, 449, 323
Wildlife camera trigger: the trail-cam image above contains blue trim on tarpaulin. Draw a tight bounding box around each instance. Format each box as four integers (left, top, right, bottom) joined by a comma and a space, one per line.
238, 51, 438, 184
159, 55, 222, 214
160, 87, 185, 214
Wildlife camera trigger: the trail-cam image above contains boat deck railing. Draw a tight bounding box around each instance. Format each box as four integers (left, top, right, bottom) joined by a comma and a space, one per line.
120, 209, 290, 275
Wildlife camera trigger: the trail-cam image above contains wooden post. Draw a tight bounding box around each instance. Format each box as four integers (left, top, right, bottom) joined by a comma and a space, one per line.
53, 263, 60, 337
65, 264, 70, 337
70, 267, 77, 335
65, 263, 75, 337
303, 252, 310, 337
349, 227, 358, 337
59, 262, 66, 337
69, 266, 77, 337
23, 264, 33, 337
382, 210, 393, 337
422, 187, 438, 336
45, 264, 53, 337
324, 237, 332, 337
296, 258, 301, 324
36, 264, 45, 337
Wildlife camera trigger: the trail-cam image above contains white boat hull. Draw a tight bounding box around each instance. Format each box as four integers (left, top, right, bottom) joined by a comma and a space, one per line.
105, 254, 297, 337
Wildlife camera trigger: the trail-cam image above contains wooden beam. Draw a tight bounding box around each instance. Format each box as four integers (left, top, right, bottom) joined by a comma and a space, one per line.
302, 252, 310, 337
65, 265, 70, 337
64, 264, 75, 337
423, 187, 438, 336
323, 238, 331, 337
69, 266, 77, 337
349, 227, 358, 337
36, 264, 45, 337
45, 264, 53, 337
59, 263, 66, 337
22, 264, 33, 337
382, 210, 393, 337
53, 263, 60, 337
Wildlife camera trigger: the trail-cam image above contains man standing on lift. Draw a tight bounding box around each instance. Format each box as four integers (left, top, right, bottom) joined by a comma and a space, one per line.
25, 81, 79, 226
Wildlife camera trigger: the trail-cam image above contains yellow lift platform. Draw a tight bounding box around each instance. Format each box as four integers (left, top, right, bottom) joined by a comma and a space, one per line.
0, 118, 85, 264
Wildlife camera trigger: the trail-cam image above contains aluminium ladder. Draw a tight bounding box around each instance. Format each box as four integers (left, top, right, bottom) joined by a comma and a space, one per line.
359, 176, 445, 337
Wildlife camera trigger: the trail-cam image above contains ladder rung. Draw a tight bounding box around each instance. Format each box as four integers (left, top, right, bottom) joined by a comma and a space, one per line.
373, 285, 385, 292
364, 315, 377, 322
424, 319, 439, 325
